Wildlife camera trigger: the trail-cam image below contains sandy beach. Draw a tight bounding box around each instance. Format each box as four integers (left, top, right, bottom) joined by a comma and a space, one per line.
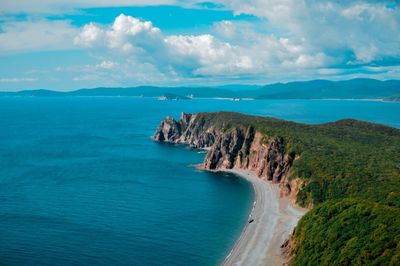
222, 169, 306, 266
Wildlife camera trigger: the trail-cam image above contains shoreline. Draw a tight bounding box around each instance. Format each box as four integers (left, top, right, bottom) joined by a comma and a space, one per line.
220, 169, 306, 266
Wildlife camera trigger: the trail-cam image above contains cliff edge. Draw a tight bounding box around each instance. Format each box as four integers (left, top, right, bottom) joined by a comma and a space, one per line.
152, 112, 302, 201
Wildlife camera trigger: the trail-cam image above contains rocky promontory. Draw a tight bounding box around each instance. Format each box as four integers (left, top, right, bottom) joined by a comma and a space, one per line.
152, 112, 301, 200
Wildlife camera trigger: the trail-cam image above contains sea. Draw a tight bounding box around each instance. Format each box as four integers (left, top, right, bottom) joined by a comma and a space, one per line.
0, 97, 399, 266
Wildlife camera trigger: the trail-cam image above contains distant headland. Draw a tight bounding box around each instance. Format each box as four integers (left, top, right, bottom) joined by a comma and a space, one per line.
153, 111, 400, 265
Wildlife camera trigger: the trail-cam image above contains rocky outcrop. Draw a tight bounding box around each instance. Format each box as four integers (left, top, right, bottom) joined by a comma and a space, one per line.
153, 113, 217, 148
153, 112, 300, 192
152, 116, 182, 142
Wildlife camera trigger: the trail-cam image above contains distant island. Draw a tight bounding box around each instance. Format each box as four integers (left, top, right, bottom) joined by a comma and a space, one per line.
385, 94, 400, 102
158, 93, 192, 101
1, 78, 400, 101
153, 112, 400, 265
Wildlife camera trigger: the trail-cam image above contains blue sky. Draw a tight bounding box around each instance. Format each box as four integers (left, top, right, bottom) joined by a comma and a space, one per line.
0, 0, 399, 91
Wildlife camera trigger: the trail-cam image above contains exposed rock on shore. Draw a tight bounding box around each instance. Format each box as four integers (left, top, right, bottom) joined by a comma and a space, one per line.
153, 112, 301, 199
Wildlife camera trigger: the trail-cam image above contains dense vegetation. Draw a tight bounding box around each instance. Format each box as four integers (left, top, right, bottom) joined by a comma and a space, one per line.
292, 199, 400, 266
192, 112, 400, 265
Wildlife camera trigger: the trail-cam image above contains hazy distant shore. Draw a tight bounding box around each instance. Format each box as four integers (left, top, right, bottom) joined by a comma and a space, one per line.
2, 78, 400, 102
1, 94, 395, 103
221, 169, 306, 266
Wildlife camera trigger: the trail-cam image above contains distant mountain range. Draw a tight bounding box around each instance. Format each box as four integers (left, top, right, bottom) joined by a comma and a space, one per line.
1, 78, 400, 100
257, 79, 400, 100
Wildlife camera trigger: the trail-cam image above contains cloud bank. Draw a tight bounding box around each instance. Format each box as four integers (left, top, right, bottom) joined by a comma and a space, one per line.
73, 13, 336, 82
0, 0, 399, 88
218, 0, 400, 64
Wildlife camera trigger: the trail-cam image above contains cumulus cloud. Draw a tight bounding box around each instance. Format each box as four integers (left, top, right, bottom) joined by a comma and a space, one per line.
75, 14, 253, 76
75, 14, 163, 53
164, 34, 252, 75
74, 13, 333, 80
74, 23, 105, 48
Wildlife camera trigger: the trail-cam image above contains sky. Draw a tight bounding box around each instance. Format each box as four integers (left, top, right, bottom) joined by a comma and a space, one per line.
0, 0, 399, 91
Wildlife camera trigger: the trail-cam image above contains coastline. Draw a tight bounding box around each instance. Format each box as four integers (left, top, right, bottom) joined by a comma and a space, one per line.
221, 169, 306, 266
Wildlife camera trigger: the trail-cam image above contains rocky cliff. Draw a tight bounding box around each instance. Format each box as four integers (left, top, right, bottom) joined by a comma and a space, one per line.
153, 112, 302, 199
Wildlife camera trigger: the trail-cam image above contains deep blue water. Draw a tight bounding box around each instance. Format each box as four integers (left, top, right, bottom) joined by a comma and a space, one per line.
0, 97, 399, 266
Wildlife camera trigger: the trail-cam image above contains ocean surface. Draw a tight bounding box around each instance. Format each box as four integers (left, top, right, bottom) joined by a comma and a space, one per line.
0, 97, 399, 266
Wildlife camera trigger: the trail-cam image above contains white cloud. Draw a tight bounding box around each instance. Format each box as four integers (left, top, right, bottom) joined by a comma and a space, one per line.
106, 14, 162, 53
75, 14, 163, 53
0, 19, 78, 54
74, 23, 105, 48
164, 34, 249, 75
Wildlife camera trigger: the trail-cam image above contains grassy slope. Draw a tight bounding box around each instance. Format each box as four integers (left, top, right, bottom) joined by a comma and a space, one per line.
192, 112, 400, 265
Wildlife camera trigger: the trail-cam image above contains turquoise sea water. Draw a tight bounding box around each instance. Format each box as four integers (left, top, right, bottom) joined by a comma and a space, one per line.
0, 97, 399, 266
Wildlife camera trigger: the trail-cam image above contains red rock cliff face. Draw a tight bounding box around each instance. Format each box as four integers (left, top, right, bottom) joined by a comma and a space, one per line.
153, 113, 301, 198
